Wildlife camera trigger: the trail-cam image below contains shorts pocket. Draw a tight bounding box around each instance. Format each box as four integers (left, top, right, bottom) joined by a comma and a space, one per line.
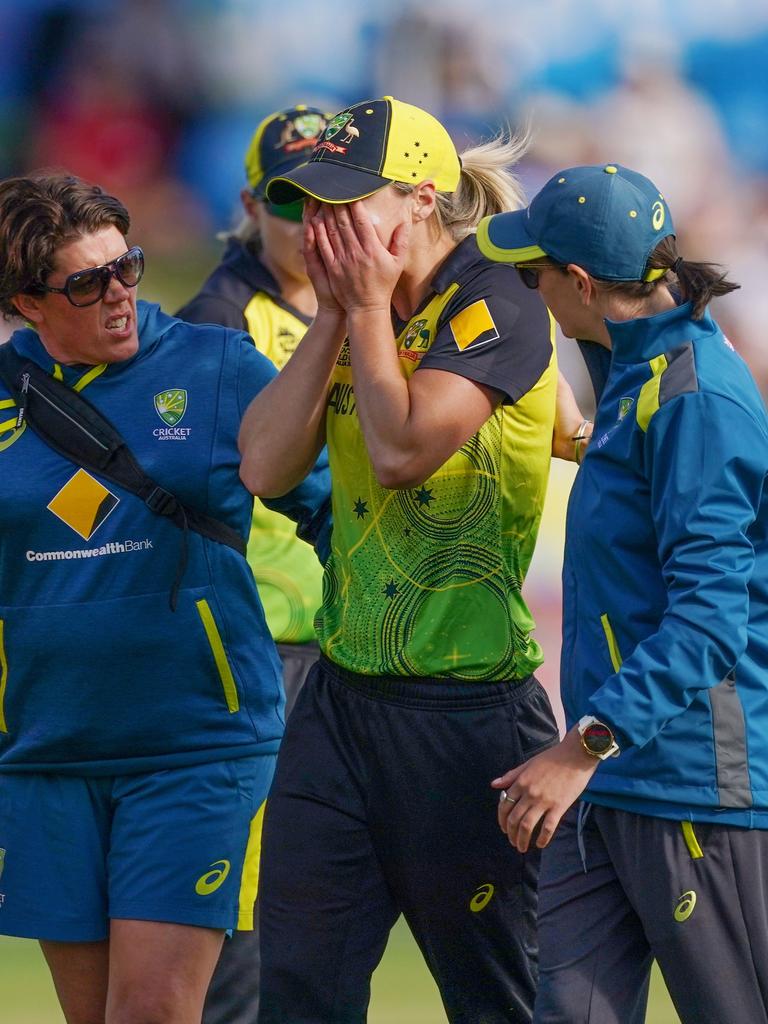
195, 599, 240, 713
510, 681, 559, 764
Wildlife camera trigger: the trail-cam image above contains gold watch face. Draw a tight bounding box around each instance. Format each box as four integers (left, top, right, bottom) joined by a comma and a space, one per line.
582, 722, 614, 756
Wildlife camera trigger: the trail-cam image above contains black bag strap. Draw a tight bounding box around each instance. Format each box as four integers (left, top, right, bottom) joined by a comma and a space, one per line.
0, 345, 247, 610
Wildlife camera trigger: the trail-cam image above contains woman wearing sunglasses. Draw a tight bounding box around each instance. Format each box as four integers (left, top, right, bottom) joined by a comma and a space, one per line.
479, 164, 768, 1024
0, 173, 329, 1024
239, 97, 560, 1023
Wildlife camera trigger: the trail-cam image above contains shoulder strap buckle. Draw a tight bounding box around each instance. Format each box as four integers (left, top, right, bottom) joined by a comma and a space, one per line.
144, 485, 179, 517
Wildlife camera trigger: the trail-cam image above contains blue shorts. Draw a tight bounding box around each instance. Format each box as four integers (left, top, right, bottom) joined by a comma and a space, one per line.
0, 754, 275, 941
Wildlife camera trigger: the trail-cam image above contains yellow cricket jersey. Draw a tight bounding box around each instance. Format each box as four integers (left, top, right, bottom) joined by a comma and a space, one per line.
316, 236, 557, 680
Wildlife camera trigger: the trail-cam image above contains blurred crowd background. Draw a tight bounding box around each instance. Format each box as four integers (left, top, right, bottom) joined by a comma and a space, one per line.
1, 0, 767, 717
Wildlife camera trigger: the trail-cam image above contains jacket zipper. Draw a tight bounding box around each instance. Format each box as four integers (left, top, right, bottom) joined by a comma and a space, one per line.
195, 599, 240, 713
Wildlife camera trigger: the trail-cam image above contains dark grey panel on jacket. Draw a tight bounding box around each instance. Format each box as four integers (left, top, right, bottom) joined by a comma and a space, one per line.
659, 343, 699, 407
709, 673, 752, 808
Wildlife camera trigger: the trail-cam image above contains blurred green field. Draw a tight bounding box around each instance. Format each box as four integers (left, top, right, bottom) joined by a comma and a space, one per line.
0, 918, 680, 1023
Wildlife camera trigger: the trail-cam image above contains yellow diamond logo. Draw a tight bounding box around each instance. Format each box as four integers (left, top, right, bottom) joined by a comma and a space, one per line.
47, 469, 119, 541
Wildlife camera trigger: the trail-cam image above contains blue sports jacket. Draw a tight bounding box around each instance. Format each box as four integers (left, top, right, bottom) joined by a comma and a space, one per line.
0, 301, 329, 775
564, 301, 768, 826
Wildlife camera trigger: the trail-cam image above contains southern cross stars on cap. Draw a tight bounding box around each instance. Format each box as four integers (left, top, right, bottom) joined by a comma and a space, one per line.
266, 96, 462, 205
245, 105, 330, 198
476, 164, 675, 282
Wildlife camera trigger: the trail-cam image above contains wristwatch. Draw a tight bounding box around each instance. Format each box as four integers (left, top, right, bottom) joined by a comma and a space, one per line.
578, 716, 620, 760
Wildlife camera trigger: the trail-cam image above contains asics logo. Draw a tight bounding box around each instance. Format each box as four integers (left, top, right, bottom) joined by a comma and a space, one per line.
469, 883, 495, 913
674, 890, 697, 923
195, 859, 231, 896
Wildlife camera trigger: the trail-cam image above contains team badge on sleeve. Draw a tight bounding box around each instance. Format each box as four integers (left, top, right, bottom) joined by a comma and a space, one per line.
449, 299, 499, 351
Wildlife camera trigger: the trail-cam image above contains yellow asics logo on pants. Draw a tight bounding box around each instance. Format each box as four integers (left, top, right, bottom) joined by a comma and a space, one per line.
195, 859, 231, 896
469, 883, 495, 913
674, 890, 697, 923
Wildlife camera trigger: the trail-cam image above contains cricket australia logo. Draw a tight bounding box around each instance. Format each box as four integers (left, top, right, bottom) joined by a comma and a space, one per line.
324, 112, 356, 141
154, 389, 187, 427
618, 397, 634, 421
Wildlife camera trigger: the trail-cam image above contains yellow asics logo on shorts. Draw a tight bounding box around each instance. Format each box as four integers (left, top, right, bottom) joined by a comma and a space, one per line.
195, 859, 231, 896
674, 890, 697, 922
469, 883, 495, 913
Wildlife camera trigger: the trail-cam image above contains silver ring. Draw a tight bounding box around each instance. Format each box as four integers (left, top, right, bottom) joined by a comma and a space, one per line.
500, 790, 517, 805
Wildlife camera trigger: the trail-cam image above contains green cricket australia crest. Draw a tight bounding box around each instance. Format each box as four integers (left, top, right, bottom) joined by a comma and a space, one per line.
295, 113, 325, 139
325, 112, 353, 140
154, 389, 187, 426
618, 397, 634, 421
403, 319, 430, 350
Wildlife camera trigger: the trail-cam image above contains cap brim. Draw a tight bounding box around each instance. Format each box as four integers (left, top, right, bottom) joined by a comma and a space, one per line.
476, 211, 547, 264
266, 162, 393, 205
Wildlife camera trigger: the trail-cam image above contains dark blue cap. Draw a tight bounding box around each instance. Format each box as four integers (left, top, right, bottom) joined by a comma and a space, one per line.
476, 164, 674, 282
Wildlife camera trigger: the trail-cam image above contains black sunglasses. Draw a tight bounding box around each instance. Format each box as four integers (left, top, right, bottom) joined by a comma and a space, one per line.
516, 262, 566, 290
38, 246, 145, 307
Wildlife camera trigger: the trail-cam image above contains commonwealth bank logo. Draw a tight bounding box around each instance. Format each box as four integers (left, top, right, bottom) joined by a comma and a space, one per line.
48, 469, 119, 541
154, 389, 187, 427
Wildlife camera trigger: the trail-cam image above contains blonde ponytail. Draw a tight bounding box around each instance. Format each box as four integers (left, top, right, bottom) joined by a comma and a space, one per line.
394, 131, 529, 241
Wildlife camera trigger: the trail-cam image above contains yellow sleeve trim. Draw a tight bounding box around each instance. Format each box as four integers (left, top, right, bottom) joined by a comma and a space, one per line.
195, 599, 240, 713
237, 800, 267, 930
600, 613, 623, 672
636, 354, 668, 432
682, 820, 704, 859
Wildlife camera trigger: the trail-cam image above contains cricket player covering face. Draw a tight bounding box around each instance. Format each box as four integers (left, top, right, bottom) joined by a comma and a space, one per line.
239, 97, 561, 1023
480, 164, 768, 1024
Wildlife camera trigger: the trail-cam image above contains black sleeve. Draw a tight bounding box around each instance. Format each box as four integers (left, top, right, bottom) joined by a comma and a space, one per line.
419, 264, 552, 404
175, 293, 248, 332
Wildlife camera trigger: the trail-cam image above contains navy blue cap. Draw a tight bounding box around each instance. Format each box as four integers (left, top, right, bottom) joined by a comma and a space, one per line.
476, 164, 674, 282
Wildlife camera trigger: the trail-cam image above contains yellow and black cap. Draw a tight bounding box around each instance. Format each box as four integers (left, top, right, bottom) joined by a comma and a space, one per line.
476, 163, 675, 282
266, 96, 461, 205
245, 105, 330, 198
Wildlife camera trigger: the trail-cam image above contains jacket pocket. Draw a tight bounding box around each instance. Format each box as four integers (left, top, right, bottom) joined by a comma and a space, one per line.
0, 619, 7, 733
195, 599, 240, 713
600, 613, 623, 672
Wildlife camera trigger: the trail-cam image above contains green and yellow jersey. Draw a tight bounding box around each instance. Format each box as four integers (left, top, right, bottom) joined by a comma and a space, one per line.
177, 239, 324, 643
317, 236, 557, 680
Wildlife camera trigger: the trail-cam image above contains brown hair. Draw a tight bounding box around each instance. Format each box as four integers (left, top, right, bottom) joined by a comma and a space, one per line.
0, 174, 130, 318
596, 236, 740, 320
